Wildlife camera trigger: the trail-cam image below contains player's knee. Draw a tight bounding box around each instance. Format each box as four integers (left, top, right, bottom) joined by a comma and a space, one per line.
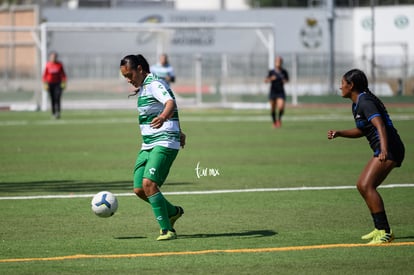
142, 178, 158, 194
357, 181, 371, 197
142, 178, 153, 187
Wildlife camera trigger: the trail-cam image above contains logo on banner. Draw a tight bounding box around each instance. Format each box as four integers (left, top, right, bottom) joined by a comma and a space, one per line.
394, 15, 409, 29
136, 15, 163, 44
361, 17, 373, 31
300, 17, 322, 49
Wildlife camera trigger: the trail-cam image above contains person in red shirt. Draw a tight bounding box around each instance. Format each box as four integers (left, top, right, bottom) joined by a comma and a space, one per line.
43, 52, 67, 119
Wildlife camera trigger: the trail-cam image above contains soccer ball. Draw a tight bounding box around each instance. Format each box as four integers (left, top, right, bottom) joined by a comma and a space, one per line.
91, 191, 118, 218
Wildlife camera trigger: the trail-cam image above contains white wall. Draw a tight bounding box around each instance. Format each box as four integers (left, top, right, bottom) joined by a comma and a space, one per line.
42, 5, 414, 67
351, 6, 413, 76
175, 0, 249, 10
353, 6, 413, 57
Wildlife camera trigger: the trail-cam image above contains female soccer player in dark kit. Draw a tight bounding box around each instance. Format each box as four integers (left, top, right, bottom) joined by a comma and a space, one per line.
264, 56, 289, 128
327, 69, 405, 244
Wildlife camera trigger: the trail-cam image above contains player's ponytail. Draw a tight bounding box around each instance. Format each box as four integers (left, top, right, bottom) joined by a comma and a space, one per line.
365, 88, 387, 113
135, 54, 150, 73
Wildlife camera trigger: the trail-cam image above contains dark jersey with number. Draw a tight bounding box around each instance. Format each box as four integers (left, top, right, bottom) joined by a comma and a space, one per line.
352, 92, 405, 166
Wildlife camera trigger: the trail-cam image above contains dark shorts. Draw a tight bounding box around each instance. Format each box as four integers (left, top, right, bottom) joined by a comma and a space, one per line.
373, 141, 405, 167
269, 91, 285, 100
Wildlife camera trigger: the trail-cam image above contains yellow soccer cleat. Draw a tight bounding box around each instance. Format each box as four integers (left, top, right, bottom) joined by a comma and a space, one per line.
367, 229, 394, 244
361, 228, 380, 240
157, 229, 177, 241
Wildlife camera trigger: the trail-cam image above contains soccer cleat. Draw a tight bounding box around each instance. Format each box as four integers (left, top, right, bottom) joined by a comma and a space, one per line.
169, 206, 184, 229
367, 230, 394, 244
361, 228, 380, 240
157, 229, 177, 241
273, 120, 281, 128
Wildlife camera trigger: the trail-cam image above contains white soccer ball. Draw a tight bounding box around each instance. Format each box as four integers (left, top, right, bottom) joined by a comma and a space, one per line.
91, 191, 118, 218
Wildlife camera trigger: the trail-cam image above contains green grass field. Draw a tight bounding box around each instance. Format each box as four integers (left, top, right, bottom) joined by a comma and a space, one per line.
1, 105, 413, 274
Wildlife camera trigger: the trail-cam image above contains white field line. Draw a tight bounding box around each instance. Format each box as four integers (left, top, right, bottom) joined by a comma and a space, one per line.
0, 183, 413, 200
1, 114, 414, 127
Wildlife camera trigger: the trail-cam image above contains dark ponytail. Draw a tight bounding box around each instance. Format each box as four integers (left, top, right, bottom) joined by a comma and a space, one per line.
365, 88, 387, 113
343, 68, 387, 112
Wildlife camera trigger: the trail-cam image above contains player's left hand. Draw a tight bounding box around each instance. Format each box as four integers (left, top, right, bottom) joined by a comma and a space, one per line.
180, 132, 186, 148
150, 116, 166, 129
378, 149, 388, 162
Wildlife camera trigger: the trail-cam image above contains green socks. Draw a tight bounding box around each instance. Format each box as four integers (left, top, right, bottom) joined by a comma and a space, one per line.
148, 192, 173, 230
164, 198, 178, 217
144, 192, 177, 217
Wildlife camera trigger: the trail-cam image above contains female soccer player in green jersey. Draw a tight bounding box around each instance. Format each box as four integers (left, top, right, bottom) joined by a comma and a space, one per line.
328, 69, 405, 244
120, 54, 186, 241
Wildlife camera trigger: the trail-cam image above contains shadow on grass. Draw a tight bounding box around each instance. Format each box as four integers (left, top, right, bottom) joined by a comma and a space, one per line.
165, 182, 195, 186
0, 180, 131, 193
179, 230, 277, 239
0, 180, 195, 194
395, 236, 414, 240
114, 236, 147, 240
112, 230, 277, 241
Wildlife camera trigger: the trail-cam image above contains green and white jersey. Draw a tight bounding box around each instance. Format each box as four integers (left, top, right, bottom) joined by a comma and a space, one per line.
137, 73, 180, 150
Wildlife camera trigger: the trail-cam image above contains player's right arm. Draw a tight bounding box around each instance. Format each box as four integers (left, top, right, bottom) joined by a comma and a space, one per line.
264, 70, 276, 83
328, 128, 364, 139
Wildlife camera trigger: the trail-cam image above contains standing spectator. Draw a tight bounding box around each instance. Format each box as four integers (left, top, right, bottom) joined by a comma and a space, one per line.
264, 56, 289, 128
150, 53, 175, 85
327, 69, 405, 244
42, 52, 67, 119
